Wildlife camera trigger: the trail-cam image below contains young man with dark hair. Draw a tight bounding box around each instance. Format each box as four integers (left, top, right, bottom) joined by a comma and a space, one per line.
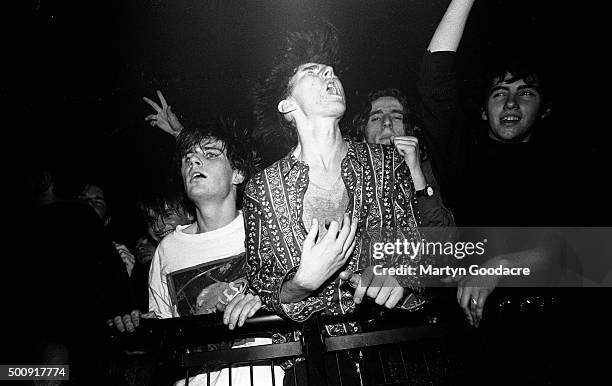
148, 118, 282, 385
481, 63, 551, 144
418, 0, 557, 228
246, 21, 454, 384
137, 187, 194, 244
352, 87, 443, 209
246, 23, 457, 384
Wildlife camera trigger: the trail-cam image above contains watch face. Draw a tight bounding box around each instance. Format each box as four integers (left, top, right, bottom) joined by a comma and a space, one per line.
426, 186, 434, 196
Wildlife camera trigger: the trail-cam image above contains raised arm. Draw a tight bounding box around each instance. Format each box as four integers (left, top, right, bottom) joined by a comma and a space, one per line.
143, 90, 184, 137
417, 0, 476, 217
428, 0, 476, 53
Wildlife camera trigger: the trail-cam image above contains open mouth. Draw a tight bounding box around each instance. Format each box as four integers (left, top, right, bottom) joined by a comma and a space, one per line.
326, 81, 341, 96
190, 171, 206, 181
500, 114, 521, 124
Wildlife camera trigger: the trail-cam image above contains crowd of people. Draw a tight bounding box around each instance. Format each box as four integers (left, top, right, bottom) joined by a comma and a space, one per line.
8, 0, 607, 385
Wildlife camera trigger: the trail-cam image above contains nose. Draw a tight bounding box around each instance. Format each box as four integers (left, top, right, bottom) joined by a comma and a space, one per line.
382, 115, 393, 130
504, 93, 519, 110
187, 153, 202, 167
322, 65, 335, 78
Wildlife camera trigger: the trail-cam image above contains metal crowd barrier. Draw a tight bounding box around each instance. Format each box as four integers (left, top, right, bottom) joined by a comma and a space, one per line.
110, 302, 475, 386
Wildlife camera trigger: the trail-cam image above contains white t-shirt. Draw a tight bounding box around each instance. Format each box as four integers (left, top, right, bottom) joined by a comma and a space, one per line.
148, 212, 283, 386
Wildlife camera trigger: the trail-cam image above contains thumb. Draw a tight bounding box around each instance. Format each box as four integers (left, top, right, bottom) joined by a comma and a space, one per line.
303, 219, 319, 249
339, 270, 360, 288
216, 302, 227, 312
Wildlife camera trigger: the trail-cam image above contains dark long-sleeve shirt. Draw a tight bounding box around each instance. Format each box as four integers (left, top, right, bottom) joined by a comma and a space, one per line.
417, 51, 568, 226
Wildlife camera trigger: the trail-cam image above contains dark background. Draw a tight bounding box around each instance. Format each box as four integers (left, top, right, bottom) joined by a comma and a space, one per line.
5, 0, 603, 243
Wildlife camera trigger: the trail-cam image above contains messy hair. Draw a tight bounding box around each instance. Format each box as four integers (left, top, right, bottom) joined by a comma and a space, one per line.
482, 57, 549, 107
137, 187, 192, 229
352, 88, 421, 141
175, 116, 259, 191
251, 20, 341, 158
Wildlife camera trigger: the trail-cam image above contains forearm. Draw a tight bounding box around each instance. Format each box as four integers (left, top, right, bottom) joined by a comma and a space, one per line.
428, 0, 476, 52
409, 166, 427, 190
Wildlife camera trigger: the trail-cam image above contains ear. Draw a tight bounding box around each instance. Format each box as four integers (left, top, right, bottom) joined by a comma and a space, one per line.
540, 106, 551, 120
481, 109, 488, 121
232, 170, 245, 185
277, 99, 297, 114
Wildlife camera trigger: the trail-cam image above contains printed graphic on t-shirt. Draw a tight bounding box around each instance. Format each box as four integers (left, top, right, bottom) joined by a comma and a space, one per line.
167, 253, 248, 317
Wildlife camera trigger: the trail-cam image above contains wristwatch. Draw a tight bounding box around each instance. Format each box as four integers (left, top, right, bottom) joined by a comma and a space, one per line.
415, 185, 435, 198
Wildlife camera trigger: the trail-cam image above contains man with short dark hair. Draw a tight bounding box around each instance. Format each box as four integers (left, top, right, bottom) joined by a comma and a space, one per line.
137, 188, 194, 244
148, 118, 283, 385
247, 21, 454, 329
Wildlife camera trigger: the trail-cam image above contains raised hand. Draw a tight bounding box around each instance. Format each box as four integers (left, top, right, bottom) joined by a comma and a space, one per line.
391, 135, 420, 170
143, 90, 184, 137
391, 136, 426, 189
113, 242, 135, 277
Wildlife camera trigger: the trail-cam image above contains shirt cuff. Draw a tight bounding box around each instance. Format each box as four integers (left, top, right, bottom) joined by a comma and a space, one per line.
274, 267, 325, 322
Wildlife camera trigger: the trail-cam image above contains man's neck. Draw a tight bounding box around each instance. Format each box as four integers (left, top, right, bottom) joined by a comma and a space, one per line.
294, 117, 347, 171
194, 197, 239, 234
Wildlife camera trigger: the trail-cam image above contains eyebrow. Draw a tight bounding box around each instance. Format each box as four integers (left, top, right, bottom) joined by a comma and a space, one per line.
489, 84, 541, 95
517, 84, 541, 92
202, 145, 223, 150
181, 144, 223, 159
301, 64, 320, 72
369, 108, 404, 117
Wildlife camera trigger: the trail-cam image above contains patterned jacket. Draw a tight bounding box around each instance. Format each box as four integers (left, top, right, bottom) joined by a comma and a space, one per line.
244, 140, 454, 335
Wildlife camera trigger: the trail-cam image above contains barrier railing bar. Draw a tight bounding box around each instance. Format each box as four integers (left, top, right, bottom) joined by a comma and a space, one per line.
325, 321, 466, 352
182, 341, 302, 368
